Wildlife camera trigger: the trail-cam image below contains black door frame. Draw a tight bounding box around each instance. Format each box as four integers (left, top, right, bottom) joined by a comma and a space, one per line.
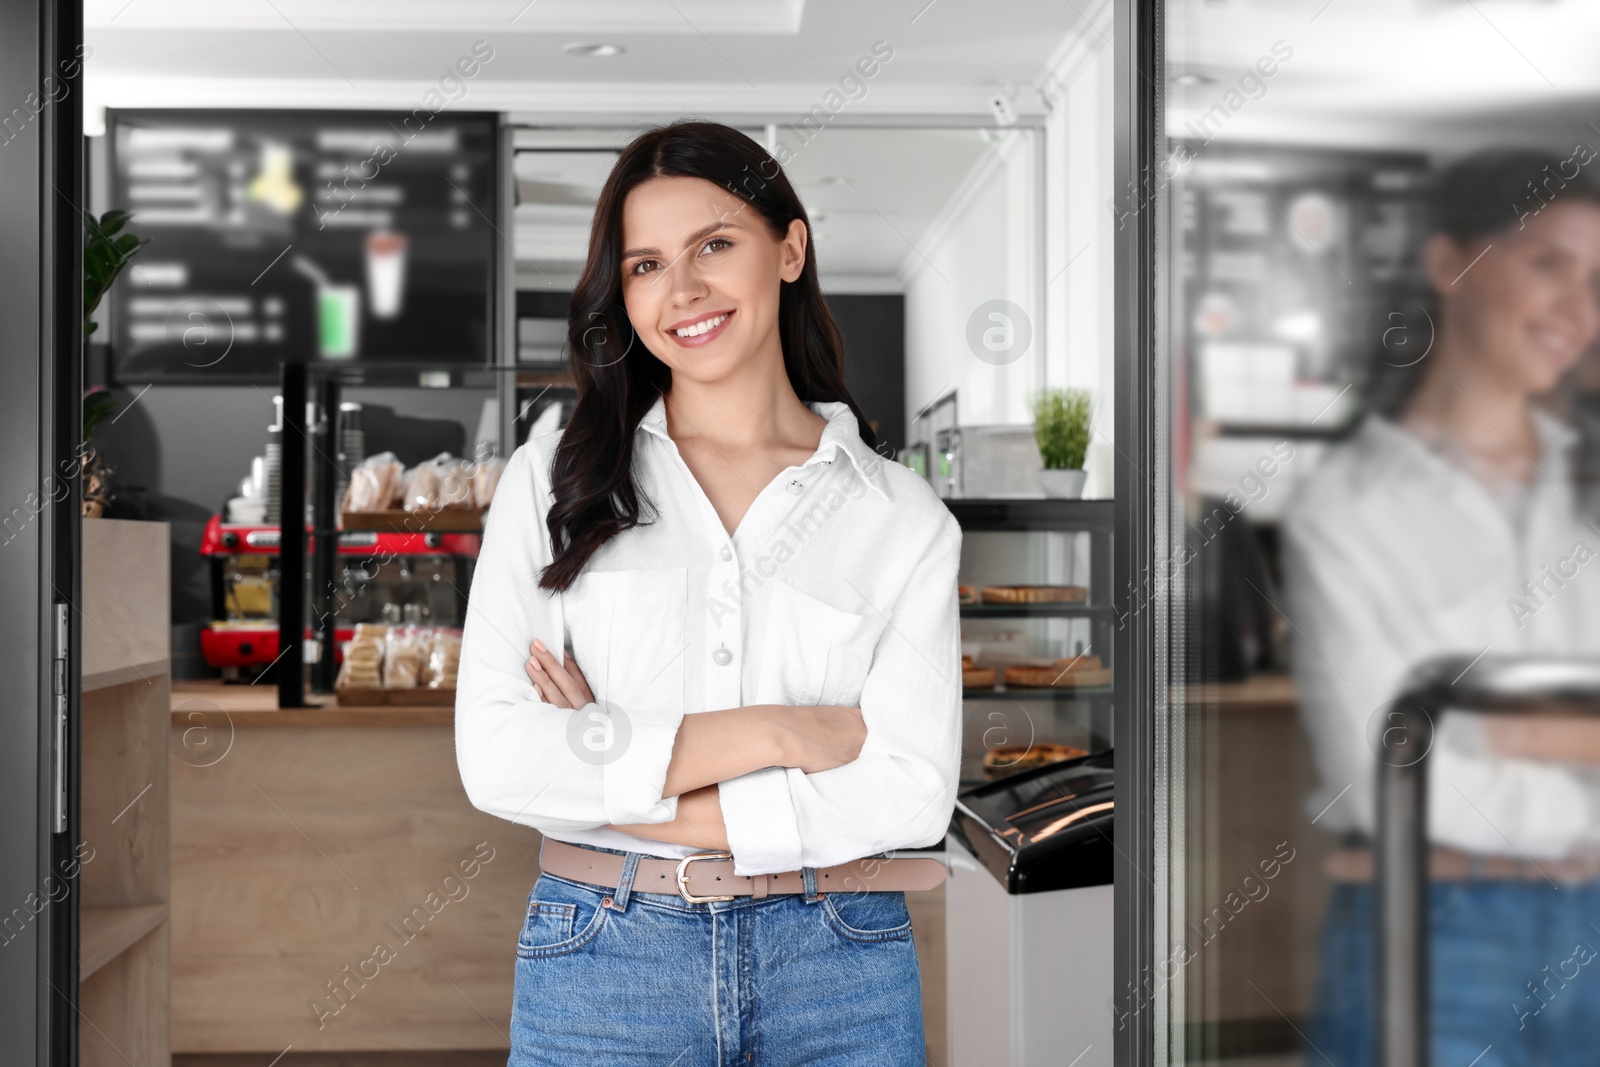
0, 1, 1162, 1062
1114, 0, 1159, 1064
1, 0, 84, 1062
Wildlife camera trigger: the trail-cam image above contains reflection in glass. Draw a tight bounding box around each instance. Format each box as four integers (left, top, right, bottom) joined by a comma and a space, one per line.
1158, 2, 1600, 1062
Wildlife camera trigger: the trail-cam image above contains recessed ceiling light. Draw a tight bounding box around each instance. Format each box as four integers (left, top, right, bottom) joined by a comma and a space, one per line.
563, 42, 625, 58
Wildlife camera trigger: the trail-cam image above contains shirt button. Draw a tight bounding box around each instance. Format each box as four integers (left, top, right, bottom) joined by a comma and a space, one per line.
786, 480, 803, 495
713, 646, 733, 666
720, 545, 733, 561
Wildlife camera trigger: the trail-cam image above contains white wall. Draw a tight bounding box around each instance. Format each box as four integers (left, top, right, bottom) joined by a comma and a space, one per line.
902, 129, 1042, 432
901, 0, 1116, 493
1044, 0, 1116, 495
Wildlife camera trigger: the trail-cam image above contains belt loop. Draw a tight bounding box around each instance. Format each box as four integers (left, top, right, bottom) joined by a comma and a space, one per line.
802, 865, 821, 903
611, 851, 642, 911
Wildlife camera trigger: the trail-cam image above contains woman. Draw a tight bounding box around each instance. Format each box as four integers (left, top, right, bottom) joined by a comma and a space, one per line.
454, 121, 961, 1066
1283, 149, 1600, 1064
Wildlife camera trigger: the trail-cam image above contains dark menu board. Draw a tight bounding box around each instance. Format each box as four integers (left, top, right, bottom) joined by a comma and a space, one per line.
106, 109, 499, 383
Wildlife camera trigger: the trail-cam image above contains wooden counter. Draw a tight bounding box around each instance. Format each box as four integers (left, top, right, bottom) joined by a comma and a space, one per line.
170, 679, 950, 1060
169, 678, 540, 1053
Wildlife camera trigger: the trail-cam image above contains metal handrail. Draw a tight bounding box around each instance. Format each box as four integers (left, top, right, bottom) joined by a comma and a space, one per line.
1376, 654, 1600, 1067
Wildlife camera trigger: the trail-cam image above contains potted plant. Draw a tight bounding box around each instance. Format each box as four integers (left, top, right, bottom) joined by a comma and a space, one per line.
81, 209, 149, 517
1031, 386, 1092, 498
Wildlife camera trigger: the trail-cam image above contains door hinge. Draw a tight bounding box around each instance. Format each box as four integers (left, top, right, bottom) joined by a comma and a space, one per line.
51, 602, 67, 833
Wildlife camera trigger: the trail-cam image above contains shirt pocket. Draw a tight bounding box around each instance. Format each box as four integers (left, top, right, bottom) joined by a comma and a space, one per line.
757, 580, 880, 708
567, 567, 688, 715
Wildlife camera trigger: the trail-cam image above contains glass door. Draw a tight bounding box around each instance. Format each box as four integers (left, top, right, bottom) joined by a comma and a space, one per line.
1137, 0, 1600, 1063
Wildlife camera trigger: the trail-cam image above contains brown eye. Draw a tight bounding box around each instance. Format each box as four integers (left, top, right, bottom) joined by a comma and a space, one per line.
702, 237, 732, 255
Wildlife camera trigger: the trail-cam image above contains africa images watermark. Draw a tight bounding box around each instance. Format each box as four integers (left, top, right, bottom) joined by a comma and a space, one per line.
0, 440, 106, 549
1109, 840, 1297, 1030
1108, 39, 1295, 231
1117, 440, 1297, 630
704, 448, 887, 625
1513, 140, 1597, 231
0, 42, 91, 147
1504, 519, 1600, 630
315, 39, 496, 230
725, 39, 895, 200
309, 839, 496, 1029
0, 840, 96, 948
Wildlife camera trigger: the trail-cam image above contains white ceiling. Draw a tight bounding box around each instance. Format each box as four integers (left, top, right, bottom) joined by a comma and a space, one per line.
1167, 0, 1600, 156
82, 0, 1082, 117
507, 126, 1025, 288
83, 0, 1077, 287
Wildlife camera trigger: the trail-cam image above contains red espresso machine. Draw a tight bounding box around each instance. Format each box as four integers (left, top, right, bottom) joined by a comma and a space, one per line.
198, 513, 481, 681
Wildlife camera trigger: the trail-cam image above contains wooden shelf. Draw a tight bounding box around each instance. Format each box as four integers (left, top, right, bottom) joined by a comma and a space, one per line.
83, 657, 170, 694
80, 518, 171, 1067
81, 904, 168, 979
340, 507, 484, 533
172, 678, 454, 727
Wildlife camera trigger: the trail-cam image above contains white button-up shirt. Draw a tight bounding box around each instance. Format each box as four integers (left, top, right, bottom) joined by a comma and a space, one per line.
455, 394, 964, 876
1282, 411, 1600, 859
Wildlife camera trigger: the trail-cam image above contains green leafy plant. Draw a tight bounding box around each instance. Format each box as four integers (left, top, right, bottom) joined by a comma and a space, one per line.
81, 209, 148, 448
83, 208, 149, 338
83, 386, 117, 441
1031, 387, 1093, 470
80, 210, 146, 514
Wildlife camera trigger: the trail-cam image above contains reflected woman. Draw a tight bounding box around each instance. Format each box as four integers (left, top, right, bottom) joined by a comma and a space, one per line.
1283, 149, 1600, 1063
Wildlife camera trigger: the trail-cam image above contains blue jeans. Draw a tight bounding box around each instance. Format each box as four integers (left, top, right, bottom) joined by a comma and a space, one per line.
1309, 880, 1600, 1066
508, 842, 927, 1066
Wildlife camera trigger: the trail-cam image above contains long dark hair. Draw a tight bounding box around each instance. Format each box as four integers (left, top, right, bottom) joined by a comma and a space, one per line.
1365, 148, 1600, 417
537, 120, 877, 593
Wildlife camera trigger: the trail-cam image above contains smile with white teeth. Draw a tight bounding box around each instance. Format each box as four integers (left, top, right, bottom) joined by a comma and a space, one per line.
1532, 326, 1575, 357
674, 313, 729, 338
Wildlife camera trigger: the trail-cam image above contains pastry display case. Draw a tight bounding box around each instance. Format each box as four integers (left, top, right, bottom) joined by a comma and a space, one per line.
947, 498, 1114, 785
197, 513, 480, 681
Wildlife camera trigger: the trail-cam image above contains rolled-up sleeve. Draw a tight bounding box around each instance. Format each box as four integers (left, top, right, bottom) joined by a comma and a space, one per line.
718, 512, 963, 876
454, 436, 682, 833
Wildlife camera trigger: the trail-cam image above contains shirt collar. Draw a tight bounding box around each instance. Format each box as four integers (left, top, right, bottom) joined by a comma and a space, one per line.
1357, 409, 1577, 507
637, 392, 891, 500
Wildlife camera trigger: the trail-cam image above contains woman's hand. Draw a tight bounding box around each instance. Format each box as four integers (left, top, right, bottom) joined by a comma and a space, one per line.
608, 785, 729, 851
772, 705, 868, 773
524, 638, 595, 709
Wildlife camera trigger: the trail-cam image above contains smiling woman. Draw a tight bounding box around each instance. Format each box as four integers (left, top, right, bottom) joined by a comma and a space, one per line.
453, 120, 960, 1066
1281, 150, 1600, 1063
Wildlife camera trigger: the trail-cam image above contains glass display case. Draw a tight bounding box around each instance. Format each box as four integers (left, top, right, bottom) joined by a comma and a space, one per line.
948, 498, 1114, 786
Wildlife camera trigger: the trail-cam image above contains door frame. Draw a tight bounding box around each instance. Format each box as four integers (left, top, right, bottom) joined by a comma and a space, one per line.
1113, 0, 1160, 1064
0, 0, 84, 1062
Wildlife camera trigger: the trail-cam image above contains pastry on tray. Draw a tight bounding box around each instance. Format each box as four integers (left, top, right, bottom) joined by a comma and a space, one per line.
958, 584, 979, 605
1002, 653, 1112, 688
980, 585, 1088, 604
336, 624, 387, 688
961, 653, 996, 689
982, 742, 1090, 777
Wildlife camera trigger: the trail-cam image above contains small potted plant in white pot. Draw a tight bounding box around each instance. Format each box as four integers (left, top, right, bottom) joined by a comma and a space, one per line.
1032, 386, 1092, 498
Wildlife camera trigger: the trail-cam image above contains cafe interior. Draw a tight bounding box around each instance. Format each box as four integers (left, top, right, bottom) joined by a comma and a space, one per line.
49, 0, 1600, 1064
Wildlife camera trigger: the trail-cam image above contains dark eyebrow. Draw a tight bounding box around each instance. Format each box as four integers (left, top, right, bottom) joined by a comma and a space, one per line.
621, 219, 744, 261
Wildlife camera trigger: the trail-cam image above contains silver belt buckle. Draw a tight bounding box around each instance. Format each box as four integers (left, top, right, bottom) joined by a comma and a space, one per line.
676, 850, 736, 903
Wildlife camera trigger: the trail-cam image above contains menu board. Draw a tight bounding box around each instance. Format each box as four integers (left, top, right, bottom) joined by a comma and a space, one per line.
106, 109, 499, 383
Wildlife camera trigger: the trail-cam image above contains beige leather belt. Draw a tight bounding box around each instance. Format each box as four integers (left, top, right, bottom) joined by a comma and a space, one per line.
1326, 846, 1600, 884
540, 838, 948, 903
